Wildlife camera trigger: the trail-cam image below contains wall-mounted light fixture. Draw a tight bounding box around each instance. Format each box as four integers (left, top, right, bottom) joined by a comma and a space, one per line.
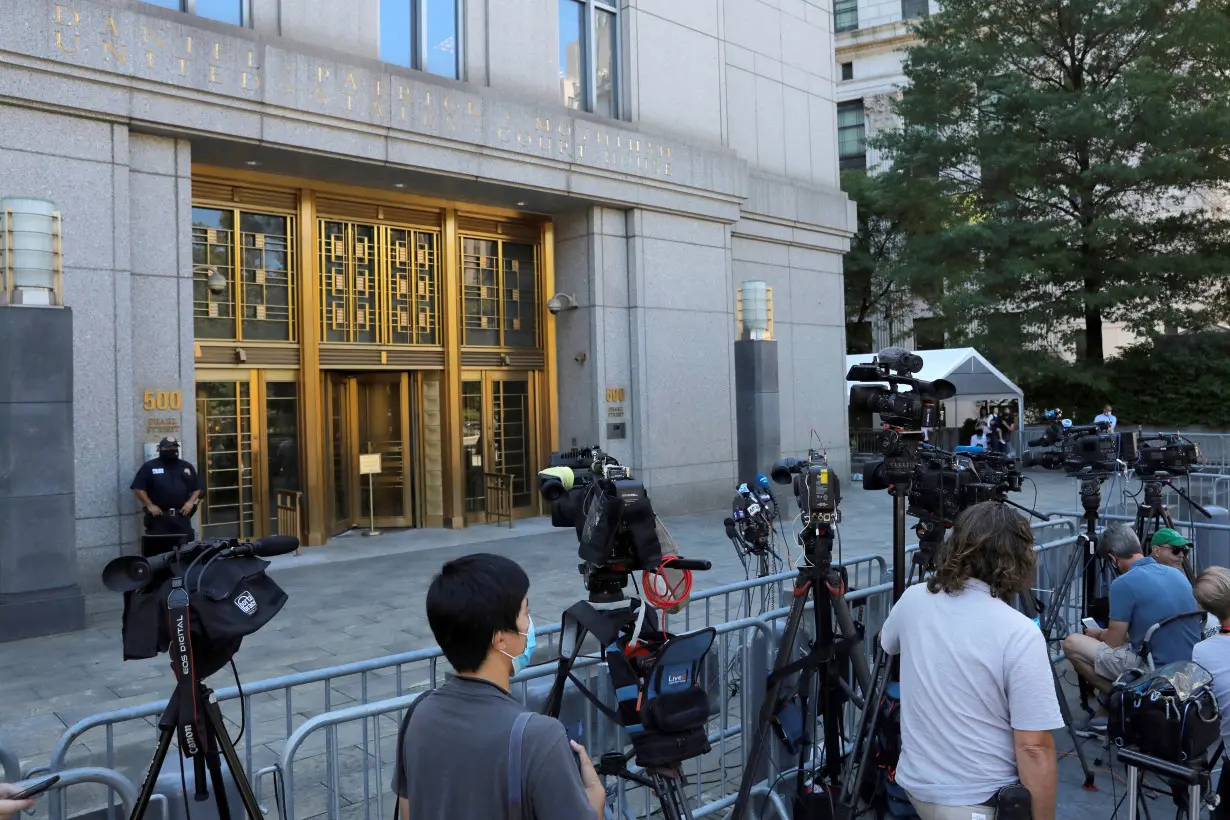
0, 197, 63, 307
546, 293, 579, 314
736, 280, 774, 340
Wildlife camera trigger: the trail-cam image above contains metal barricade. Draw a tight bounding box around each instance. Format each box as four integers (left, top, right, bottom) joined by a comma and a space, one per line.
267, 617, 776, 820
277, 491, 303, 547
483, 472, 514, 528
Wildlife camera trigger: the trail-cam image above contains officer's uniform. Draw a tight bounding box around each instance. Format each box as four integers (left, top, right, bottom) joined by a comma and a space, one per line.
131, 436, 201, 556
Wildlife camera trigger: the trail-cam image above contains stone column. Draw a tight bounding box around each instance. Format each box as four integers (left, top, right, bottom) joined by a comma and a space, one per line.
863, 92, 902, 172
0, 306, 86, 640
734, 339, 781, 484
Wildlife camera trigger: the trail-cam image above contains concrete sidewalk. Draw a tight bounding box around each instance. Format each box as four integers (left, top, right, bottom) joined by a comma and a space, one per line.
0, 469, 1107, 816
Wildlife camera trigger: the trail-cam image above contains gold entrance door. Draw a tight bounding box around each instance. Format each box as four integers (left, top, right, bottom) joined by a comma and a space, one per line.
195, 370, 301, 541
325, 372, 417, 535
461, 371, 537, 524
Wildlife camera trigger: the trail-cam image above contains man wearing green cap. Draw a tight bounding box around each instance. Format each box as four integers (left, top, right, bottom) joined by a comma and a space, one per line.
1150, 528, 1192, 573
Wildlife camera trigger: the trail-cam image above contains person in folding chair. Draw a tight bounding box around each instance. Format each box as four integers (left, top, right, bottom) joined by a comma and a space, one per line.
1064, 525, 1202, 735
1191, 566, 1230, 819
392, 553, 605, 820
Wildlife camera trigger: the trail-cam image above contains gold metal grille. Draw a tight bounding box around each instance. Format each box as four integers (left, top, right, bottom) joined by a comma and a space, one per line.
319, 220, 440, 345
196, 381, 255, 540
193, 207, 298, 342
461, 237, 539, 347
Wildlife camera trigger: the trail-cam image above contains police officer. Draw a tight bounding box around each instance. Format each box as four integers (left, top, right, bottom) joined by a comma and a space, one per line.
131, 437, 201, 556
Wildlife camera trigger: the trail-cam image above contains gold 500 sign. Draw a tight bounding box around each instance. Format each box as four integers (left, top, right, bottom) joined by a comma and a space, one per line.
143, 390, 183, 411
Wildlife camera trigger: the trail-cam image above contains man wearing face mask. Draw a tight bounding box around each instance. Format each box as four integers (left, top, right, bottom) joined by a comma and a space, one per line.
394, 553, 605, 819
130, 437, 202, 556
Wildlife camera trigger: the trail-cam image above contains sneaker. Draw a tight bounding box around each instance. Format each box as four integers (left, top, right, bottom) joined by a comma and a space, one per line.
1075, 716, 1108, 738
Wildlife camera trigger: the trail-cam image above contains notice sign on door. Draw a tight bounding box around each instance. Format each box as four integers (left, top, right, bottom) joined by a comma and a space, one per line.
359, 453, 383, 475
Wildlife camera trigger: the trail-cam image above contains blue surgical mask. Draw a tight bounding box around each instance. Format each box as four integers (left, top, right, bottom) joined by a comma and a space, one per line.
502, 616, 536, 675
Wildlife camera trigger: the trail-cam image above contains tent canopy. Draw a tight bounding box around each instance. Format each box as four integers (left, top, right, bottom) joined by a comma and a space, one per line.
844, 347, 1023, 402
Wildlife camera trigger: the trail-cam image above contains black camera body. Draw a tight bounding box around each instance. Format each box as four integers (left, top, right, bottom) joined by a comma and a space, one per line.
1134, 433, 1200, 477
770, 450, 841, 524
846, 347, 956, 430
1026, 418, 1123, 474
905, 447, 973, 524
957, 446, 1024, 493
540, 447, 664, 576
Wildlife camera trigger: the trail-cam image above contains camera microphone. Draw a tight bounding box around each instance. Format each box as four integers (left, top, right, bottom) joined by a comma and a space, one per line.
724, 517, 739, 540
229, 535, 300, 559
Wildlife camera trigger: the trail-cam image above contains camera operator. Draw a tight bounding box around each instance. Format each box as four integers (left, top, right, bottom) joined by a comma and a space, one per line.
1063, 525, 1200, 727
393, 553, 604, 819
880, 502, 1062, 820
130, 436, 201, 556
1191, 567, 1230, 820
1093, 404, 1117, 432
0, 784, 36, 820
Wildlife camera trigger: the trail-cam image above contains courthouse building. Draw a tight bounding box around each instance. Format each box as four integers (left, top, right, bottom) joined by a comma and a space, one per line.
0, 0, 854, 600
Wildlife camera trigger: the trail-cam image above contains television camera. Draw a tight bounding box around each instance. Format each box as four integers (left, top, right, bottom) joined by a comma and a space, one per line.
1134, 433, 1201, 478
847, 347, 956, 602
538, 446, 710, 603
539, 449, 715, 819
1025, 415, 1124, 474
100, 535, 298, 820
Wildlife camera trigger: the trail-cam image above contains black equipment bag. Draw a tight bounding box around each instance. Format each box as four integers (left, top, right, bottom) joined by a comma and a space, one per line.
562, 601, 715, 768
121, 555, 288, 661
1109, 661, 1221, 764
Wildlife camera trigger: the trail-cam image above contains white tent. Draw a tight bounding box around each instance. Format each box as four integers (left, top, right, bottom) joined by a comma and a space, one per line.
845, 348, 1026, 451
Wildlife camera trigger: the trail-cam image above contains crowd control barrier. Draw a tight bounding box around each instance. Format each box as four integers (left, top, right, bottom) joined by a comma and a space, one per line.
28, 530, 1096, 820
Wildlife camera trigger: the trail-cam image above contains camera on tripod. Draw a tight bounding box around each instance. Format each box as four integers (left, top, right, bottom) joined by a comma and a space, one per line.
1133, 433, 1201, 477
770, 450, 842, 525
1025, 413, 1123, 473
539, 446, 696, 599
847, 347, 956, 432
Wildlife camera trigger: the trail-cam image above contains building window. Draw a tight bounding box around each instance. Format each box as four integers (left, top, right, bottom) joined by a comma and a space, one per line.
835, 0, 858, 32
558, 0, 619, 118
837, 100, 867, 170
193, 207, 297, 341
461, 237, 539, 348
380, 0, 461, 80
841, 62, 854, 81
140, 0, 248, 27
901, 0, 929, 20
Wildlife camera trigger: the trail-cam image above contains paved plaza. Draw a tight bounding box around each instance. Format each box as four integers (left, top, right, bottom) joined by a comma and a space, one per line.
0, 470, 1160, 818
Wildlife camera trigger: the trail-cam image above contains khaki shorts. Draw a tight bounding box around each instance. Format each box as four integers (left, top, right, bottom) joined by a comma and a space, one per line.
1095, 642, 1144, 680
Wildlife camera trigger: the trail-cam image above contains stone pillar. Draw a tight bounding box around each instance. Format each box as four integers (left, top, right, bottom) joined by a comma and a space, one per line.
864, 92, 902, 172
0, 306, 86, 640
734, 340, 781, 484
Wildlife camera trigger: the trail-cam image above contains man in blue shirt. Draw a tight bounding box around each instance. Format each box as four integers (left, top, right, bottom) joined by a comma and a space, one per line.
1065, 524, 1200, 702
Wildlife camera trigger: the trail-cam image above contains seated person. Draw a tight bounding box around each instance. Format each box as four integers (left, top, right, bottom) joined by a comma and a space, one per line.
1150, 528, 1190, 573
970, 429, 989, 449
1192, 567, 1230, 819
393, 554, 604, 819
1063, 525, 1200, 728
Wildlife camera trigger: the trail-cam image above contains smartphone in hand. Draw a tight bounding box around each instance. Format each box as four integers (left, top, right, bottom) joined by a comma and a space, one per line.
10, 776, 60, 800
1082, 617, 1099, 632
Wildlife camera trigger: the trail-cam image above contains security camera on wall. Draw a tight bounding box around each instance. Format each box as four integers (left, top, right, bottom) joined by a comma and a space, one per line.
546, 293, 579, 315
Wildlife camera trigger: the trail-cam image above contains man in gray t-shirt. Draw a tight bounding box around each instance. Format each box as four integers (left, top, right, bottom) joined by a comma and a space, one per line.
881, 503, 1063, 820
393, 554, 603, 819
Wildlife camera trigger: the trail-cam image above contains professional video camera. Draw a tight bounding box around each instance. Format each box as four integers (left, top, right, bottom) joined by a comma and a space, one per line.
771, 449, 842, 526
1025, 414, 1124, 474
847, 347, 956, 431
1133, 433, 1201, 477
956, 445, 1024, 494
100, 535, 298, 820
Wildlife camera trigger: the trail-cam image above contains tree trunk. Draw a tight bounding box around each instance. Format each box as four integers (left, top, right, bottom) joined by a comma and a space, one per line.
1083, 277, 1104, 364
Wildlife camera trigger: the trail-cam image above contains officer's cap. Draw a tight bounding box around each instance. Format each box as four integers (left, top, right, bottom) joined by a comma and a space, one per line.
158, 437, 180, 449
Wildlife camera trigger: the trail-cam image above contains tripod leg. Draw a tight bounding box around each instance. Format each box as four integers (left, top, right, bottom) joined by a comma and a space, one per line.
731, 580, 813, 820
204, 746, 234, 820
203, 692, 263, 819
1051, 663, 1096, 789
129, 727, 176, 820
652, 773, 693, 820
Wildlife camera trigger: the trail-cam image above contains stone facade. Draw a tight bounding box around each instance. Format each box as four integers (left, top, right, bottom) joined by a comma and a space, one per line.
0, 0, 855, 600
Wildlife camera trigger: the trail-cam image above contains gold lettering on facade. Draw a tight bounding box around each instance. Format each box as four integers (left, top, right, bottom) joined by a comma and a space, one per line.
538, 136, 552, 151
209, 64, 221, 84
241, 71, 259, 89
317, 66, 329, 83
283, 62, 294, 94
146, 50, 155, 68
185, 36, 192, 55
141, 26, 163, 47
248, 50, 257, 68
535, 117, 550, 133
55, 5, 79, 26
213, 42, 224, 60
345, 72, 358, 90
103, 15, 119, 37
467, 101, 481, 118
177, 57, 188, 76
442, 95, 456, 131
102, 39, 126, 64
55, 31, 79, 54
372, 80, 385, 118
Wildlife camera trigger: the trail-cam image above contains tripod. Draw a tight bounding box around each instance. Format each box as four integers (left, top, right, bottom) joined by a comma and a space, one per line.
730, 517, 873, 820
130, 683, 261, 820
1134, 476, 1212, 577
130, 576, 261, 820
543, 565, 707, 820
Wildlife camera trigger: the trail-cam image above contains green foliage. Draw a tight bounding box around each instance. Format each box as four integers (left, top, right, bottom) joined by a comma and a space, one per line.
1018, 332, 1230, 427
877, 0, 1230, 367
842, 170, 907, 350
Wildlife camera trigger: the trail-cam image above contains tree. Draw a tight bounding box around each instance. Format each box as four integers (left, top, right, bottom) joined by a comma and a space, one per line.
842, 169, 908, 353
878, 0, 1230, 378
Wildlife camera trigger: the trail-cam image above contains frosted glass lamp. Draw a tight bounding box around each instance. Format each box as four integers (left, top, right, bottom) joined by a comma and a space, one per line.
1, 197, 62, 306
738, 280, 773, 340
